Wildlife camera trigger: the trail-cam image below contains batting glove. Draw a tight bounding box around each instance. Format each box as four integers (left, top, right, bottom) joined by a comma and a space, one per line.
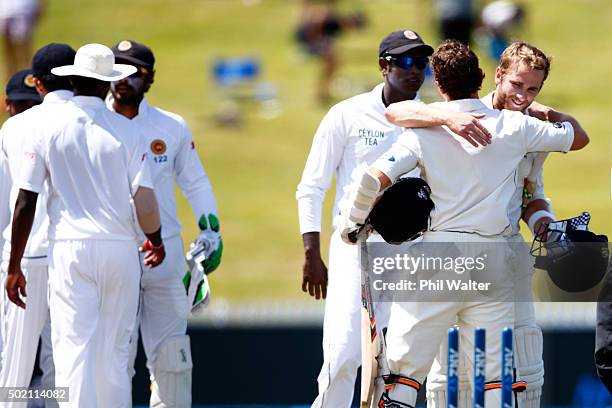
197, 213, 223, 274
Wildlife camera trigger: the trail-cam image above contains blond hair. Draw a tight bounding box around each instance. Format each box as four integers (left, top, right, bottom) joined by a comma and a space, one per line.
498, 42, 552, 83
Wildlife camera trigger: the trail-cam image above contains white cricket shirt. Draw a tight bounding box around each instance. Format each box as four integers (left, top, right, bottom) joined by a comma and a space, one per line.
19, 96, 153, 241
107, 97, 218, 239
375, 98, 574, 237
296, 83, 417, 234
0, 90, 72, 265
481, 92, 548, 234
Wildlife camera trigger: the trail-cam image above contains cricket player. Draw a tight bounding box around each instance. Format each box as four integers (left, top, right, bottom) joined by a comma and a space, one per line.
341, 40, 588, 407
0, 68, 42, 258
298, 30, 481, 408
6, 43, 165, 408
3, 68, 42, 115
0, 43, 76, 408
108, 40, 222, 408
384, 41, 576, 407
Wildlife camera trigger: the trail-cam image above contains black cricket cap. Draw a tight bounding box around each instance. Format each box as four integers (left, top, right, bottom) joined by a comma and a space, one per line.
32, 43, 77, 77
6, 69, 42, 102
379, 30, 434, 57
111, 40, 155, 70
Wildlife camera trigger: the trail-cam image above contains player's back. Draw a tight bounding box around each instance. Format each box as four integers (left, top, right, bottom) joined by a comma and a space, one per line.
30, 96, 148, 241
408, 98, 572, 236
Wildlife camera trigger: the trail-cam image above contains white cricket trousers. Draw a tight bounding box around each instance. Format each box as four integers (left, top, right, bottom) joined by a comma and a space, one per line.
0, 262, 56, 408
129, 235, 189, 375
385, 231, 514, 406
48, 240, 140, 408
425, 234, 542, 407
312, 231, 390, 408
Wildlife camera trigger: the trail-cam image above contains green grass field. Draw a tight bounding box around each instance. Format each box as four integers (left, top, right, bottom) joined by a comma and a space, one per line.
10, 0, 611, 301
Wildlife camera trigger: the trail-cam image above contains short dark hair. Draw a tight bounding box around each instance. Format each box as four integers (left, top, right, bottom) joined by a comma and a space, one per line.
36, 74, 72, 92
69, 76, 109, 97
431, 40, 484, 100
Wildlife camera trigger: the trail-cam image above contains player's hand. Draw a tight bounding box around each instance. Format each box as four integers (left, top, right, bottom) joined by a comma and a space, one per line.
197, 214, 223, 274
302, 251, 328, 300
6, 266, 27, 309
444, 111, 491, 147
140, 239, 166, 268
527, 101, 553, 122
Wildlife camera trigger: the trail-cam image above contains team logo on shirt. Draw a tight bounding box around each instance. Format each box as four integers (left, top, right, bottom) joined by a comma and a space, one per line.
150, 139, 167, 155
24, 74, 36, 88
358, 128, 385, 146
117, 40, 132, 51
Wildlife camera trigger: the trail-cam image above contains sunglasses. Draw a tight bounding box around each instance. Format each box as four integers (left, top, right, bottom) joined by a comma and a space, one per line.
384, 55, 429, 70
128, 66, 152, 78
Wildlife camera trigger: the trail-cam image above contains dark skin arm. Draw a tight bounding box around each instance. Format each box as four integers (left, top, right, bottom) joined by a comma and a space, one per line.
6, 189, 38, 309
301, 231, 328, 299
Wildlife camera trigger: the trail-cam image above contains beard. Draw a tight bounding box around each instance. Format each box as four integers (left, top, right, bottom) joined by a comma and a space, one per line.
111, 78, 146, 105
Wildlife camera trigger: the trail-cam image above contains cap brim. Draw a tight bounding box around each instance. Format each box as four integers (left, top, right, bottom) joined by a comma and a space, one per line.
386, 44, 434, 56
114, 55, 152, 69
6, 93, 42, 102
51, 63, 137, 81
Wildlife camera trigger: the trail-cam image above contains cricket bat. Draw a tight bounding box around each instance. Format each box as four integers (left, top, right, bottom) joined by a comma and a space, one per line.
359, 234, 382, 407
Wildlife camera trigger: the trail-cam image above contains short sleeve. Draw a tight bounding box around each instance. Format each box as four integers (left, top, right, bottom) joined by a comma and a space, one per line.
18, 131, 48, 193
128, 135, 154, 194
522, 116, 574, 153
373, 131, 420, 182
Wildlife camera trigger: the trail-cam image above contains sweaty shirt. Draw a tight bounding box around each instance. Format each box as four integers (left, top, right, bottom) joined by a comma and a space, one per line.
374, 98, 574, 237
296, 83, 418, 234
107, 97, 218, 240
19, 96, 153, 241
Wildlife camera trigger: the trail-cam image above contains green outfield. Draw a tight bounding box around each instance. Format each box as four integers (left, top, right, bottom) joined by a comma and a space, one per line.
15, 0, 611, 300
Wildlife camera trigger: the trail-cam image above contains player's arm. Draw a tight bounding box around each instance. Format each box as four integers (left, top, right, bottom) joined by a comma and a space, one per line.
527, 101, 589, 150
133, 185, 165, 267
6, 189, 37, 308
296, 106, 346, 299
7, 132, 48, 308
520, 154, 555, 235
384, 100, 491, 147
341, 140, 418, 244
175, 121, 222, 274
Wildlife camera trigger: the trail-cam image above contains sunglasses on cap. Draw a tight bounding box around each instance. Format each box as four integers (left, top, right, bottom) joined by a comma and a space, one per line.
128, 66, 152, 78
384, 55, 429, 70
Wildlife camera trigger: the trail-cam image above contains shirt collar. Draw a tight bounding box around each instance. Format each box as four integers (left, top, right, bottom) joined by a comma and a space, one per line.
43, 90, 73, 104
373, 83, 421, 110
71, 95, 107, 109
481, 92, 495, 109
442, 98, 487, 112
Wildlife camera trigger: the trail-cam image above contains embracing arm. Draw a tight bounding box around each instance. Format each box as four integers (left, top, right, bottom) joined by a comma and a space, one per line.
385, 100, 491, 147
528, 101, 589, 150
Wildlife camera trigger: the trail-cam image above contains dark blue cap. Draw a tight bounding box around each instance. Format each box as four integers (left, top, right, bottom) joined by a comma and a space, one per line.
6, 69, 42, 102
32, 43, 76, 77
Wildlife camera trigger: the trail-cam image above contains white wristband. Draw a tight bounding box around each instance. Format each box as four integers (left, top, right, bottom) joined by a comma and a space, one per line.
528, 210, 555, 234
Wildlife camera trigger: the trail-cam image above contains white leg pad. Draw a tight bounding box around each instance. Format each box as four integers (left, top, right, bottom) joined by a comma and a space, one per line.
515, 326, 544, 408
150, 335, 193, 408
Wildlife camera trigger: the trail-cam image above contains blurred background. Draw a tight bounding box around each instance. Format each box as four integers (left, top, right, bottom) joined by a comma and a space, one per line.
2, 0, 611, 406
